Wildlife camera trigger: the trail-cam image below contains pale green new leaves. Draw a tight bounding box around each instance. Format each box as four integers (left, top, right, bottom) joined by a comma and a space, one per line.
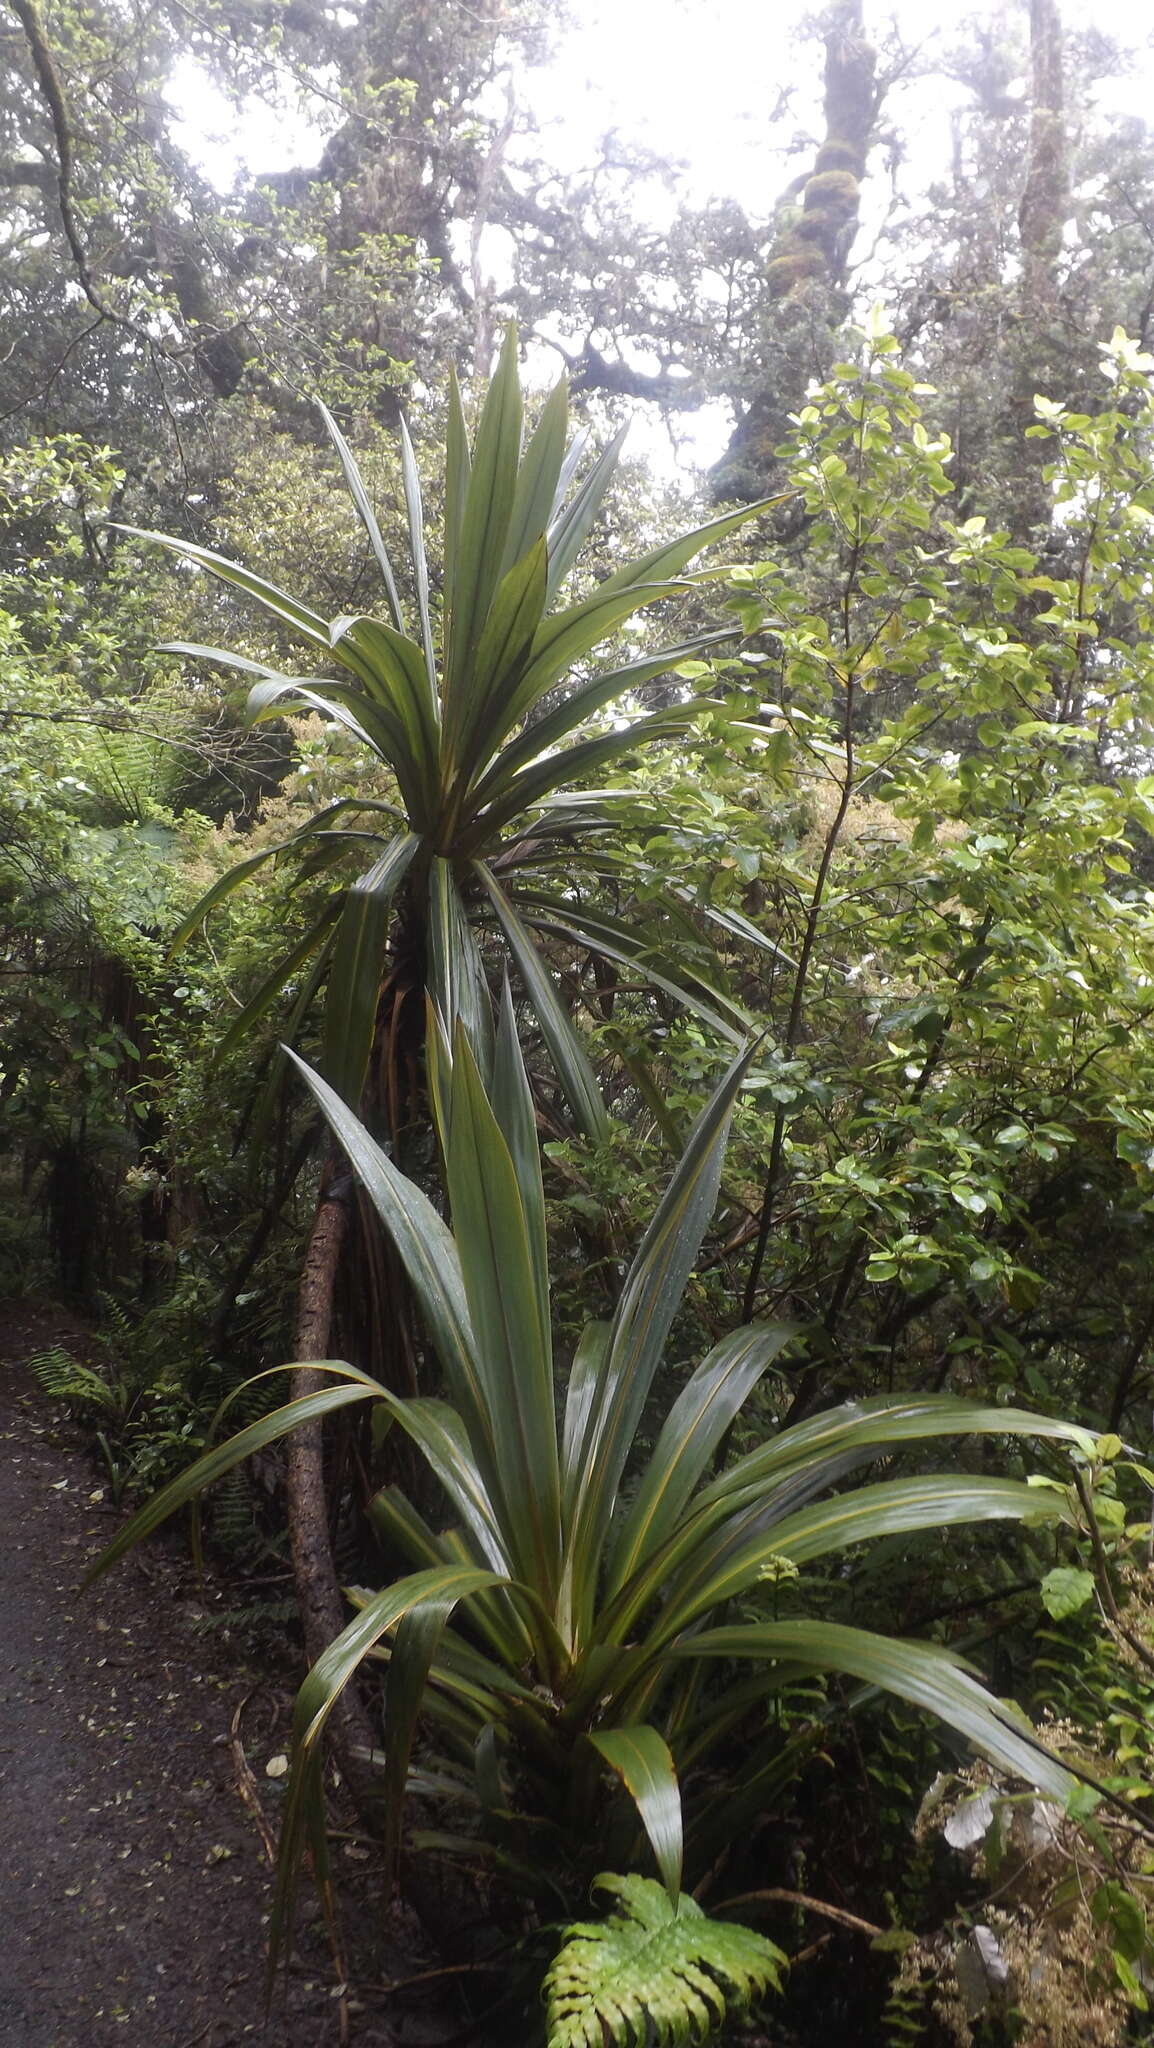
544, 1874, 786, 2048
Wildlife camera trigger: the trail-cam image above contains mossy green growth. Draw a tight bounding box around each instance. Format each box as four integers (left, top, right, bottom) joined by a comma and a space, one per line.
815, 136, 864, 176
804, 168, 861, 216
765, 247, 827, 296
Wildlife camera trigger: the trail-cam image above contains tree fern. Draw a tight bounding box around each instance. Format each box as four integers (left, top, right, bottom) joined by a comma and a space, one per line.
544, 1874, 786, 2048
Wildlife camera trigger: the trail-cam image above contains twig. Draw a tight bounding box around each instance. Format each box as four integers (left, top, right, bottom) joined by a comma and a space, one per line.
1073, 1466, 1154, 1679
718, 1886, 885, 1939
788, 1932, 835, 1967
228, 1688, 279, 1865
364, 1960, 505, 1994
8, 0, 135, 331
173, 2025, 215, 2048
741, 669, 858, 1321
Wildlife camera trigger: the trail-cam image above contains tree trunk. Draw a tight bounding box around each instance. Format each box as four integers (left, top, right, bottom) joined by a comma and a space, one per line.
1008, 0, 1069, 543
714, 0, 879, 499
1019, 0, 1068, 308
287, 1160, 377, 1808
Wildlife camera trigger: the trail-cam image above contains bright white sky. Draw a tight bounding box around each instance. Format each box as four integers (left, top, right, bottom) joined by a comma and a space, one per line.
169, 1, 814, 201
170, 0, 1153, 202
167, 0, 1154, 473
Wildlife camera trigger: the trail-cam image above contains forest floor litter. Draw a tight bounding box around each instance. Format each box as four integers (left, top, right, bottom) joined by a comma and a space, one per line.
0, 1299, 454, 2048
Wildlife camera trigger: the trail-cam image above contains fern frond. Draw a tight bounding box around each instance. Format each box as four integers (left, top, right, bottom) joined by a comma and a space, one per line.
209, 1467, 258, 1553
544, 1872, 786, 2048
27, 1345, 121, 1418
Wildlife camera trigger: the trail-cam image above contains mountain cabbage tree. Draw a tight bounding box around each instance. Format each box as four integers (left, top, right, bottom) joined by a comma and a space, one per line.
93, 1011, 1095, 1967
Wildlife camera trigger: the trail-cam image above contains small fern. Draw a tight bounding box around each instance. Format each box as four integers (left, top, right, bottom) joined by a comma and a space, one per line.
27, 1344, 122, 1419
544, 1873, 786, 2048
190, 1595, 299, 1636
882, 1971, 930, 2048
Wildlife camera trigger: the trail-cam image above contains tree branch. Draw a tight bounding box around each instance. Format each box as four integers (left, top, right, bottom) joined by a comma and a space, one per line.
0, 158, 54, 191
7, 0, 133, 330
569, 342, 702, 407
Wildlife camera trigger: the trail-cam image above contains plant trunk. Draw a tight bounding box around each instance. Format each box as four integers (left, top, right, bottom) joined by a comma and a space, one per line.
713, 0, 879, 499
287, 1158, 377, 1808
1008, 0, 1069, 544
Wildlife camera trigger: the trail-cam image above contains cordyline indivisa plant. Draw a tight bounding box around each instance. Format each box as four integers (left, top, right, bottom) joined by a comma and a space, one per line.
93, 1005, 1093, 1983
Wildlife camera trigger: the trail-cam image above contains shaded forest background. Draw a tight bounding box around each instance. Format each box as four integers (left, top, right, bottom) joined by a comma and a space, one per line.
5, 2, 1154, 2043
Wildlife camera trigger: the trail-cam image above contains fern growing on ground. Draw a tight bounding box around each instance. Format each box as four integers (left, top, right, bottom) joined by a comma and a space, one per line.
27, 1344, 123, 1419
544, 1874, 786, 2048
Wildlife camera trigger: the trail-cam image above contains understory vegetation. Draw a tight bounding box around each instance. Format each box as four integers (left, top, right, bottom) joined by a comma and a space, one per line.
4, 1, 1154, 2041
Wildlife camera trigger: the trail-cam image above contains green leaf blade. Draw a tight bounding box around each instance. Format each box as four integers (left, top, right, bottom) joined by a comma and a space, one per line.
443, 328, 524, 753
442, 1027, 562, 1598
86, 1372, 379, 1584
565, 1046, 757, 1634
477, 867, 608, 1142
658, 1474, 1073, 1641
320, 834, 420, 1107
503, 375, 569, 575
284, 1052, 488, 1444
670, 1620, 1080, 1802
317, 399, 405, 630
587, 1726, 684, 1903
607, 1322, 796, 1597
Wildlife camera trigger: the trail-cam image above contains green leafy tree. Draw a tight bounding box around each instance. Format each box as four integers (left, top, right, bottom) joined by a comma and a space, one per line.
0, 435, 213, 1296
661, 324, 1154, 1441
0, 0, 557, 461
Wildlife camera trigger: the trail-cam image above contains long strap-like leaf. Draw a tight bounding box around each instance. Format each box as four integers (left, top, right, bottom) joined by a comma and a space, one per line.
605, 1323, 796, 1598
653, 1474, 1072, 1645
604, 1396, 1094, 1652
515, 891, 750, 1043
167, 838, 297, 953
271, 1563, 509, 1986
476, 866, 608, 1143
587, 1726, 683, 1904
317, 399, 405, 631
321, 834, 420, 1108
502, 375, 568, 576
465, 704, 700, 846
284, 1052, 491, 1454
563, 1047, 755, 1640
491, 579, 691, 750
87, 1371, 381, 1583
440, 1026, 562, 1603
369, 1485, 531, 1667
466, 630, 735, 812
117, 525, 333, 647
545, 424, 628, 598
491, 975, 550, 1341
398, 414, 437, 691
668, 1620, 1078, 1803
218, 899, 341, 1063
427, 859, 494, 1080
596, 494, 791, 596
443, 327, 523, 752
446, 536, 548, 785
692, 1395, 1096, 1519
331, 616, 440, 824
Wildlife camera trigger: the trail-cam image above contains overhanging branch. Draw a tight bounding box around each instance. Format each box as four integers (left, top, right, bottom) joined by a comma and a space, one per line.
8, 0, 133, 330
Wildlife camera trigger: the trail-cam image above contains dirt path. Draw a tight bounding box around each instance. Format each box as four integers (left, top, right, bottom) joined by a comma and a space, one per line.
0, 1302, 438, 2048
